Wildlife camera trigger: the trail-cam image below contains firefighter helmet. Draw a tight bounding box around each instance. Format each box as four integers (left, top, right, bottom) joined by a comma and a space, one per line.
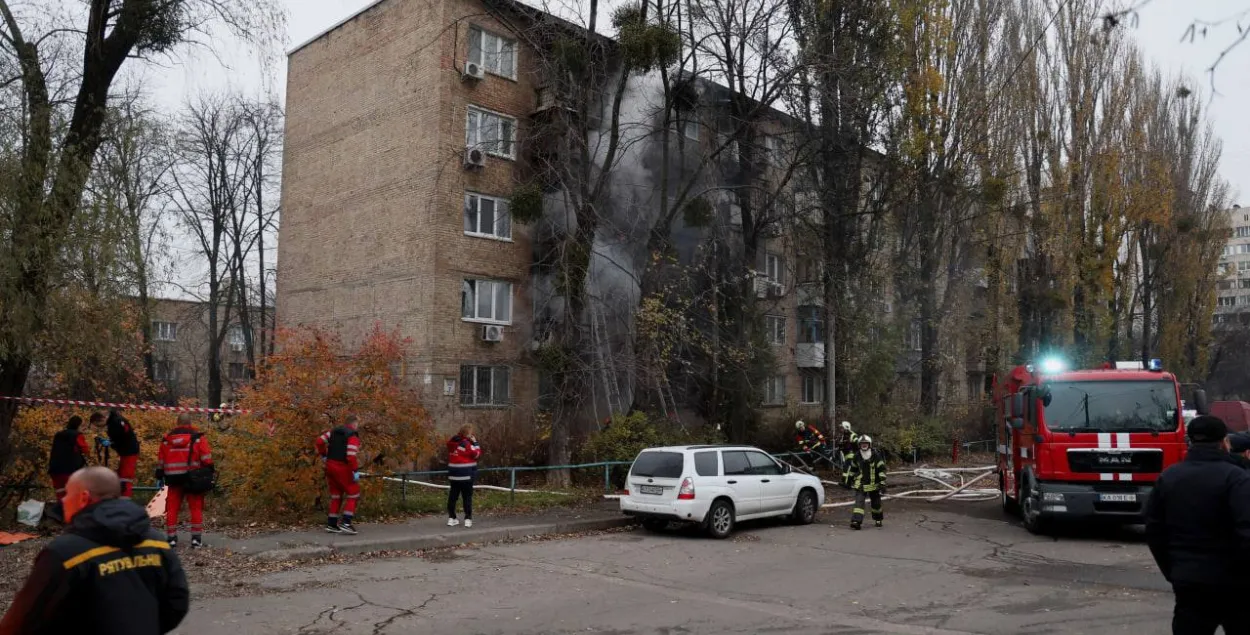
859, 435, 873, 447
841, 421, 852, 431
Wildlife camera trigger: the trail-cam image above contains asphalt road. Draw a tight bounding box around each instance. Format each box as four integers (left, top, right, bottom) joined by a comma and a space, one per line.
177, 500, 1173, 635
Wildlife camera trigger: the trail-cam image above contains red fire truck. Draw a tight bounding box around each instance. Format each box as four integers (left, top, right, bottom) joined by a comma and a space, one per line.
994, 358, 1208, 533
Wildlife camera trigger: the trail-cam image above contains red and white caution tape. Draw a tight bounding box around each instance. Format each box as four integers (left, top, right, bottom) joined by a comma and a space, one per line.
0, 396, 251, 415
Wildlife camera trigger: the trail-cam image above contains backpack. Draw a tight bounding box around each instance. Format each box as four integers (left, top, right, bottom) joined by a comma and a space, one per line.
183, 433, 216, 494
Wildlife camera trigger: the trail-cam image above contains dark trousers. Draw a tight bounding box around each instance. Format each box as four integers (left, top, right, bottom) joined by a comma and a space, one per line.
1173, 583, 1250, 635
852, 489, 883, 525
448, 479, 474, 519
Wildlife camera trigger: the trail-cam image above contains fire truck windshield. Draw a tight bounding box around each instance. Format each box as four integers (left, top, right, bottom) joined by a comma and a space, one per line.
1042, 380, 1180, 433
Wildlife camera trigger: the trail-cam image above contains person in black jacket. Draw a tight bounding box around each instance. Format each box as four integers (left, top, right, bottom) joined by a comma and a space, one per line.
1230, 432, 1250, 470
47, 415, 91, 500
1145, 415, 1250, 635
103, 409, 141, 498
0, 466, 189, 635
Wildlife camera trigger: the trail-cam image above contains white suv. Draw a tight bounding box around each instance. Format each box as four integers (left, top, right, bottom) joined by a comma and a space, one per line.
620, 445, 825, 538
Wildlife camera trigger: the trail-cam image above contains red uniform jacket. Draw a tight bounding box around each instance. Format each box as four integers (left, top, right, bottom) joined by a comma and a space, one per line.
158, 426, 213, 477
316, 427, 361, 471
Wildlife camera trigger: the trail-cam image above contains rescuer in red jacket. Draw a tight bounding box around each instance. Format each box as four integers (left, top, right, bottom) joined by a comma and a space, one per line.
156, 414, 213, 548
47, 416, 91, 500
316, 415, 362, 535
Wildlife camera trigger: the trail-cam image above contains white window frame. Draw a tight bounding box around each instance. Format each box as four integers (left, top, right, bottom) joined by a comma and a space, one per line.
763, 135, 782, 165
908, 321, 922, 351
460, 365, 511, 407
228, 362, 248, 380
227, 325, 246, 349
764, 253, 783, 284
1238, 295, 1250, 307
1238, 226, 1250, 239
464, 192, 513, 240
766, 315, 786, 345
1218, 296, 1237, 307
680, 118, 700, 141
466, 106, 517, 159
801, 374, 824, 404
763, 375, 786, 406
468, 26, 517, 79
1239, 261, 1250, 274
462, 279, 513, 324
153, 321, 177, 342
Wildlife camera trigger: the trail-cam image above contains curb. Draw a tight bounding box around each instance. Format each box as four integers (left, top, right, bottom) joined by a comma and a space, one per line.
248, 516, 637, 561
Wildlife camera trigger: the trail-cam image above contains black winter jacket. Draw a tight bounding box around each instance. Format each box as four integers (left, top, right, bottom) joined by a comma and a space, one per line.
1144, 446, 1250, 585
105, 410, 140, 456
0, 499, 189, 635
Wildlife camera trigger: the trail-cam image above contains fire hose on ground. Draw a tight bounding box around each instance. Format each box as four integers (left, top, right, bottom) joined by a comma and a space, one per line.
816, 465, 1000, 508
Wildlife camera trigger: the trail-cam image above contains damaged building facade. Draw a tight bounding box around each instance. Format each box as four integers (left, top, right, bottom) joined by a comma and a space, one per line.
276, 0, 990, 436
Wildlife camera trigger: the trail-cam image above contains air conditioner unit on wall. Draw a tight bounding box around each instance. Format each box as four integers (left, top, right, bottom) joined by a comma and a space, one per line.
482, 324, 504, 342
464, 146, 486, 169
766, 283, 784, 299
463, 61, 485, 80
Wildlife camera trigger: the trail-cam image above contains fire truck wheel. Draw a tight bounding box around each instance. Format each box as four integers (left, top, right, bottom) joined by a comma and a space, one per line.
1020, 478, 1049, 535
1000, 473, 1019, 516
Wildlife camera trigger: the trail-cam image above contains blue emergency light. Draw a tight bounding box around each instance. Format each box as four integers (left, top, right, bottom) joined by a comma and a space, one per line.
1148, 358, 1164, 372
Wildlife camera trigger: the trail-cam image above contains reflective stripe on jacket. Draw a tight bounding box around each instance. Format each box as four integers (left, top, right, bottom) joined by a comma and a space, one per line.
447, 435, 481, 481
158, 426, 212, 476
846, 450, 887, 491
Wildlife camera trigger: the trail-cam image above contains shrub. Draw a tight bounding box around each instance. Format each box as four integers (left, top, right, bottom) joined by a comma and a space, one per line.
580, 411, 723, 464
215, 325, 434, 521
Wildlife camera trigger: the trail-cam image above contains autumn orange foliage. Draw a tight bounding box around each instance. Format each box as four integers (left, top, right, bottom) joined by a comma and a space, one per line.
215, 325, 433, 519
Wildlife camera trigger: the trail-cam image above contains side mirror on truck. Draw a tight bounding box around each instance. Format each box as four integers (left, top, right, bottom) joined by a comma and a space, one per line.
1011, 417, 1024, 430
1194, 388, 1210, 416
1011, 393, 1024, 418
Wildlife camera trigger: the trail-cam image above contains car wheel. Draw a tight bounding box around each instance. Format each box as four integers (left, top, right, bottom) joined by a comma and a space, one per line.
705, 500, 735, 539
641, 519, 668, 532
790, 489, 818, 525
1020, 477, 1048, 535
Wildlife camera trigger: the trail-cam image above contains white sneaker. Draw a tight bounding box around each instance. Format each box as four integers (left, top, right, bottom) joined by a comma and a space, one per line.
464, 519, 473, 528
447, 518, 459, 527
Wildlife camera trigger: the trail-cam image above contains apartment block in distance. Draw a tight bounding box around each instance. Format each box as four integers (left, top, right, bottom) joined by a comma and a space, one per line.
1216, 204, 1250, 327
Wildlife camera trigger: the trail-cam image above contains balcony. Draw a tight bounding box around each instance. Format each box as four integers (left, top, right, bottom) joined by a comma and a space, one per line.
795, 343, 825, 368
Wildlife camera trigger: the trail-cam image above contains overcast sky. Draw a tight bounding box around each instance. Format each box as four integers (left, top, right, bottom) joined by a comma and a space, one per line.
142, 0, 1248, 204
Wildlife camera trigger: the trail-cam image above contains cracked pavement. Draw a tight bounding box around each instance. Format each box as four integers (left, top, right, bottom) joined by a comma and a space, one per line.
176, 500, 1173, 634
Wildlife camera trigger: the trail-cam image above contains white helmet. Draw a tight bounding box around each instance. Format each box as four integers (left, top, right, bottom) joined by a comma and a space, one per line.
859, 435, 873, 446
841, 421, 852, 431
795, 420, 806, 430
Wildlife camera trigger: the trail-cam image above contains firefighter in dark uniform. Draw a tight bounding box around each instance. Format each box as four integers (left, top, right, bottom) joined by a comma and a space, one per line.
845, 435, 887, 530
1145, 415, 1250, 635
48, 415, 91, 500
0, 466, 189, 634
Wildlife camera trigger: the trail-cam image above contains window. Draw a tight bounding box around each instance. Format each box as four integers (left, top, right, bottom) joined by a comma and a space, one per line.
1220, 263, 1234, 275
468, 26, 517, 78
1219, 296, 1236, 307
1239, 279, 1250, 289
1239, 244, 1250, 254
766, 315, 786, 345
694, 451, 719, 477
1238, 295, 1250, 307
801, 374, 824, 404
908, 321, 922, 351
798, 306, 824, 344
763, 375, 786, 405
764, 253, 783, 284
154, 361, 177, 382
153, 321, 177, 342
466, 106, 517, 158
722, 451, 751, 476
462, 279, 513, 323
227, 325, 246, 351
746, 451, 782, 476
680, 118, 700, 141
763, 135, 781, 164
1220, 280, 1236, 291
630, 451, 684, 478
1224, 245, 1235, 258
1239, 261, 1250, 274
228, 362, 248, 380
1237, 226, 1250, 239
459, 365, 511, 406
464, 193, 512, 239
796, 257, 820, 284
1215, 314, 1231, 325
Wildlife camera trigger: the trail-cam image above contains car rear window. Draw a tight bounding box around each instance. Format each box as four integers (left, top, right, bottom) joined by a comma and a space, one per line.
694, 451, 719, 476
631, 451, 684, 478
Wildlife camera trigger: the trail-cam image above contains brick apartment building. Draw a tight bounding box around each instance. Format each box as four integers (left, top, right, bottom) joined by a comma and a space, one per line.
1216, 204, 1250, 327
148, 298, 266, 404
277, 0, 987, 434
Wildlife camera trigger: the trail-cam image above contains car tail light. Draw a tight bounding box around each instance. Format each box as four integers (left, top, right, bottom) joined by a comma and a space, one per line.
623, 489, 630, 496
677, 477, 695, 500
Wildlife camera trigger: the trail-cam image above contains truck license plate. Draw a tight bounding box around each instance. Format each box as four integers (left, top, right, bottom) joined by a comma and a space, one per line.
1098, 493, 1136, 503
638, 485, 664, 495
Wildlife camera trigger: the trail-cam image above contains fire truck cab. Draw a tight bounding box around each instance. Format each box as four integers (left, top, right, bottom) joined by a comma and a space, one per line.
995, 358, 1208, 534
